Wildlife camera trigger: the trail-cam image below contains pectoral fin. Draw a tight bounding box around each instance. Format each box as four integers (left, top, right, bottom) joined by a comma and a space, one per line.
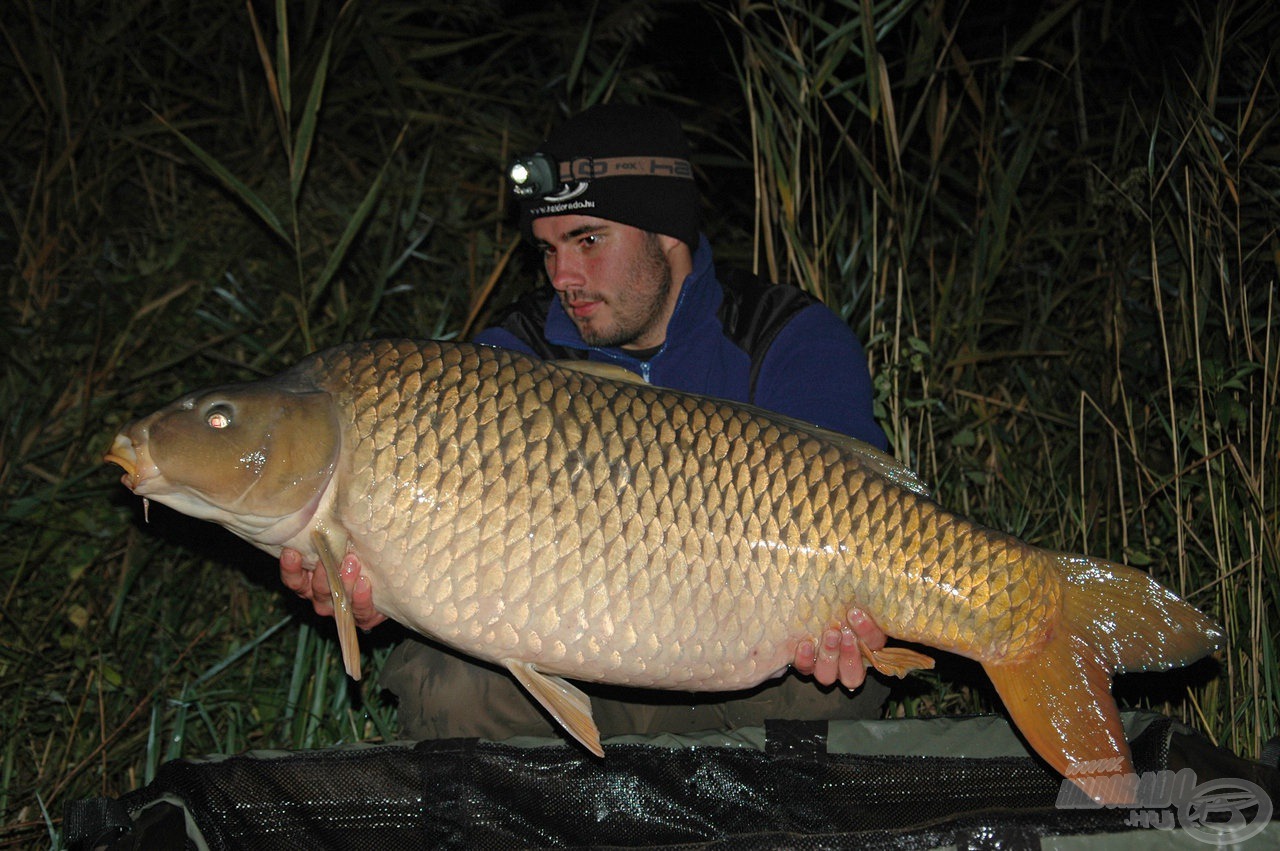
311, 529, 362, 681
505, 659, 603, 757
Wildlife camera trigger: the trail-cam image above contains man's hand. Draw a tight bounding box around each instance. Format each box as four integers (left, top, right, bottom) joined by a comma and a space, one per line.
793, 607, 885, 690
279, 547, 386, 630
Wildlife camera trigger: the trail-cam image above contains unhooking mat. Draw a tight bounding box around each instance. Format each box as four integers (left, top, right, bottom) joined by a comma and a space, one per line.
65, 711, 1279, 849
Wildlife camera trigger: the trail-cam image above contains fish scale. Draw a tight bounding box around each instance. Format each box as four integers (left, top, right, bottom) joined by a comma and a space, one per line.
105, 337, 1223, 802
310, 340, 1047, 680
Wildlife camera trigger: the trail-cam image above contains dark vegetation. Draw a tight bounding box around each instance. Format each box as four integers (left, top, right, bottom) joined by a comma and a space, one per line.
3, 1, 1276, 845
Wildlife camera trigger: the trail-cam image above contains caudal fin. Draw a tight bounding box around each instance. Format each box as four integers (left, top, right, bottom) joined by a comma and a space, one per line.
984, 554, 1222, 804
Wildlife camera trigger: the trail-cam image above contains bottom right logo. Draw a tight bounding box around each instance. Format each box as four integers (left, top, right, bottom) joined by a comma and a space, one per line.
1057, 766, 1273, 845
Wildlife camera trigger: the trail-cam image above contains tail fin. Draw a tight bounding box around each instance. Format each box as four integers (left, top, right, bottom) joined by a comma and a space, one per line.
984, 554, 1223, 804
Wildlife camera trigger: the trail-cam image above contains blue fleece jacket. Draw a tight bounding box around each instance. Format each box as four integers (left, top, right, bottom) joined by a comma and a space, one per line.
474, 236, 887, 450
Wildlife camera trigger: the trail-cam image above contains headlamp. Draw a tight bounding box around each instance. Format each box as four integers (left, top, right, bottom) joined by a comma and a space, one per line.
508, 153, 558, 198
508, 153, 694, 199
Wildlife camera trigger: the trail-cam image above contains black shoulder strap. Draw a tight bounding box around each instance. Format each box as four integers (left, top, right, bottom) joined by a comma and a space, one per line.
717, 268, 821, 402
484, 286, 588, 361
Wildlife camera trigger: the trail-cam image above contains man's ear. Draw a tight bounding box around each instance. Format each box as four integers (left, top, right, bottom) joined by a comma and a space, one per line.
657, 233, 693, 278
656, 233, 684, 255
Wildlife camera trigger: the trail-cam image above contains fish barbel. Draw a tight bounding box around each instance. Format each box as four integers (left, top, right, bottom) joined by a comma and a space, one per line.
104, 339, 1222, 803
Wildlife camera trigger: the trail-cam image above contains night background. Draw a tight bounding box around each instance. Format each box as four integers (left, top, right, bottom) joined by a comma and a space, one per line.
3, 0, 1277, 845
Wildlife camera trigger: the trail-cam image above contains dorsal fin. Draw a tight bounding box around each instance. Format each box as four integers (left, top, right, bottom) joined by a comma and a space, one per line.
555, 360, 648, 385
750, 407, 932, 498
553, 358, 930, 497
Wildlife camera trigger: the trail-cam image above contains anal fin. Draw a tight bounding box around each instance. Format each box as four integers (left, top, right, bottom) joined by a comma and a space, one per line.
311, 529, 362, 681
505, 659, 602, 757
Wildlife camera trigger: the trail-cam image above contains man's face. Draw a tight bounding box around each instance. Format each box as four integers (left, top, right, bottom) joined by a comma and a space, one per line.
532, 215, 681, 350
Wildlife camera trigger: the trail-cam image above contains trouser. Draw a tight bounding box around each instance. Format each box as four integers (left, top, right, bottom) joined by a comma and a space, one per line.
380, 636, 891, 742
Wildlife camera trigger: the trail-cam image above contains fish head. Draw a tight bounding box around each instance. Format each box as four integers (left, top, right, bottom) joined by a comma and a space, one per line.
105, 378, 341, 547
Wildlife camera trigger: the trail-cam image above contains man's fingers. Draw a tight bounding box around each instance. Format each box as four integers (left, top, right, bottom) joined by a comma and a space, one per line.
281, 545, 387, 628
793, 638, 817, 675
837, 626, 868, 689
812, 627, 841, 687
281, 547, 303, 572
307, 563, 334, 616
342, 553, 387, 629
279, 547, 308, 593
310, 562, 332, 597
794, 607, 890, 689
847, 606, 886, 651
812, 607, 888, 689
340, 554, 362, 598
279, 546, 383, 625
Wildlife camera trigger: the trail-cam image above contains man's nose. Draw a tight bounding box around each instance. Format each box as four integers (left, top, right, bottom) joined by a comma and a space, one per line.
548, 252, 582, 291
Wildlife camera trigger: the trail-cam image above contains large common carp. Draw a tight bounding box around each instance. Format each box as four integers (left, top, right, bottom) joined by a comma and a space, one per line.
105, 339, 1222, 802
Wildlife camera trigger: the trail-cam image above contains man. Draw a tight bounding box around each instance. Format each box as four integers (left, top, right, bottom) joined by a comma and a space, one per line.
282, 103, 890, 740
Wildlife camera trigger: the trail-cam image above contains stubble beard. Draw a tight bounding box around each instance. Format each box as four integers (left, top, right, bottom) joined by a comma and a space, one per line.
572, 234, 673, 349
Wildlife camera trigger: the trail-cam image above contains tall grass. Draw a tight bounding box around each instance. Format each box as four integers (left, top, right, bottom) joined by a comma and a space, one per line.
2, 1, 667, 845
724, 0, 1279, 749
2, 0, 1276, 846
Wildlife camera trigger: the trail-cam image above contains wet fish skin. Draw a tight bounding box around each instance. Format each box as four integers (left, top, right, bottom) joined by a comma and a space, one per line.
321, 341, 1048, 675
105, 339, 1223, 803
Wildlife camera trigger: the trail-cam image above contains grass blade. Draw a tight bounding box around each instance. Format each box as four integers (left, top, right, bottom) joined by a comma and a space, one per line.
246, 0, 288, 151
290, 30, 333, 204
308, 126, 407, 315
151, 110, 290, 244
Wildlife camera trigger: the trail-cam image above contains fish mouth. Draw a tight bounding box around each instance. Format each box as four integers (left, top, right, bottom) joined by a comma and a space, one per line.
103, 433, 140, 486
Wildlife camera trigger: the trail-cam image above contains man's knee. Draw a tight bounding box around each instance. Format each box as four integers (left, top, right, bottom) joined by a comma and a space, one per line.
381, 639, 552, 740
383, 640, 889, 742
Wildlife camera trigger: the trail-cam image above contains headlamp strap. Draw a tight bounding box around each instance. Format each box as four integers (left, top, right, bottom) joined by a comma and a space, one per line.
557, 156, 692, 182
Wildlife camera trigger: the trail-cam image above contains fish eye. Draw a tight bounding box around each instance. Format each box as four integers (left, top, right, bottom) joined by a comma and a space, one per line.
206, 404, 233, 429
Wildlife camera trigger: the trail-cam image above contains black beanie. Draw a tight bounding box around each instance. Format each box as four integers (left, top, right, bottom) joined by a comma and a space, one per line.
516, 104, 700, 250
